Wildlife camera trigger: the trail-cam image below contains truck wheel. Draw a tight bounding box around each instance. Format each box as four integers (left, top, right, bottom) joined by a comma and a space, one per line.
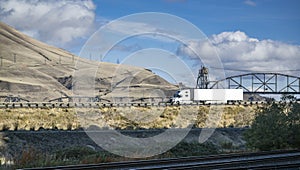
176, 101, 180, 105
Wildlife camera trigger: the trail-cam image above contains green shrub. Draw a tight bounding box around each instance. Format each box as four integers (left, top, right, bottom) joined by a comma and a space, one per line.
287, 103, 300, 148
220, 141, 233, 150
244, 102, 300, 151
166, 142, 218, 157
55, 146, 96, 160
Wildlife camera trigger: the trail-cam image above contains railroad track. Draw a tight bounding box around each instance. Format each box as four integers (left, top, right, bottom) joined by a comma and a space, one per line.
1, 101, 299, 109
23, 150, 300, 170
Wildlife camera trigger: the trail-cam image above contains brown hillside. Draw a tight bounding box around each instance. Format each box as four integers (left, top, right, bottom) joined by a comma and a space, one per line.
0, 22, 177, 102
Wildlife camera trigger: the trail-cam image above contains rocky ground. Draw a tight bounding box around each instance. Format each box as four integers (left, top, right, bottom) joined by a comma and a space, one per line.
0, 128, 247, 165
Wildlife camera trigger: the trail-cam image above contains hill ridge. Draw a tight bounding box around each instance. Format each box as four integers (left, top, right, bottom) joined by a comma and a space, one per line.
0, 22, 177, 102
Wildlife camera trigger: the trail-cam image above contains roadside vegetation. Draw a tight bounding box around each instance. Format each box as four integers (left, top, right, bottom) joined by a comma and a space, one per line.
0, 105, 256, 131
0, 108, 80, 131
244, 95, 300, 151
1, 141, 218, 169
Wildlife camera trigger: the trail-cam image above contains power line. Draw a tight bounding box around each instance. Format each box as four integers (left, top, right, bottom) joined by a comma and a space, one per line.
210, 67, 300, 73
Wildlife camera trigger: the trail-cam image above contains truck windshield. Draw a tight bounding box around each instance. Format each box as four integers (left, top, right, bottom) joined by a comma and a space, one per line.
173, 91, 182, 98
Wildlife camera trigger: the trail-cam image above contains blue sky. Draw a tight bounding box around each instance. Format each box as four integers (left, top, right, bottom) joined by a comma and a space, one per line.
96, 0, 300, 44
0, 0, 299, 88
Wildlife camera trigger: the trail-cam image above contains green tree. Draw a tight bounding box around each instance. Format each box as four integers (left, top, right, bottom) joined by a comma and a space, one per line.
244, 103, 289, 151
287, 103, 300, 148
280, 94, 296, 102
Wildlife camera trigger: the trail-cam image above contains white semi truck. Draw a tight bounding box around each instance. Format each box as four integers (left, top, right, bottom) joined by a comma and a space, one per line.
171, 88, 243, 104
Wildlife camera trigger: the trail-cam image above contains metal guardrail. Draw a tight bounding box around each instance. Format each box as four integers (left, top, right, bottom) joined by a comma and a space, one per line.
0, 101, 299, 109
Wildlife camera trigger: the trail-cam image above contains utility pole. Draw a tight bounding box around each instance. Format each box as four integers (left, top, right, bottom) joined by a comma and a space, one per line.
0, 56, 2, 67
59, 55, 61, 64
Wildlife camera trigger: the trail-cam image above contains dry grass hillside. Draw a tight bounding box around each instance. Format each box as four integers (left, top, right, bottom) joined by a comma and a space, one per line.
0, 22, 177, 102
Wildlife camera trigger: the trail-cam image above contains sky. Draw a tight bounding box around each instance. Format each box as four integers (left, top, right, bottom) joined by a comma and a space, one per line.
0, 0, 300, 90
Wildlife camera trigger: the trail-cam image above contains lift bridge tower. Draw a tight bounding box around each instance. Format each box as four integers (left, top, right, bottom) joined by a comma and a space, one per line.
196, 66, 209, 89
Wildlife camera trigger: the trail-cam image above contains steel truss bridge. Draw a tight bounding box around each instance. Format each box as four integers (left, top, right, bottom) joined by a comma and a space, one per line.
210, 73, 300, 94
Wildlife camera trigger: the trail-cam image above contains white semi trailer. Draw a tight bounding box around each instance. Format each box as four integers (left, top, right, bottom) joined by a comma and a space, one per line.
171, 89, 243, 104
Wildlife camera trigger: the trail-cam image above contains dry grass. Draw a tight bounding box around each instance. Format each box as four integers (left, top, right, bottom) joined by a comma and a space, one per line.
0, 108, 79, 131
0, 105, 256, 131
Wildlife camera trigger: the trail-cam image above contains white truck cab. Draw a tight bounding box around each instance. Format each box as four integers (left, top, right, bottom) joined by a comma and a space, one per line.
171, 89, 194, 104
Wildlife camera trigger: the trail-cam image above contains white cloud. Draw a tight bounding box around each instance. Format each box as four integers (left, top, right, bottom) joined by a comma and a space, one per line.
0, 0, 96, 48
244, 0, 256, 6
104, 19, 184, 43
177, 31, 300, 77
106, 20, 156, 35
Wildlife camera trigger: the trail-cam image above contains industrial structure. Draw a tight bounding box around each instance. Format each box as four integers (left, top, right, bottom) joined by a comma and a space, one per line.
196, 66, 209, 89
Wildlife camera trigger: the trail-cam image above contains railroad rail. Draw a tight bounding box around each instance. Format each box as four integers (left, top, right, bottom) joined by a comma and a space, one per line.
22, 150, 300, 170
1, 101, 300, 109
